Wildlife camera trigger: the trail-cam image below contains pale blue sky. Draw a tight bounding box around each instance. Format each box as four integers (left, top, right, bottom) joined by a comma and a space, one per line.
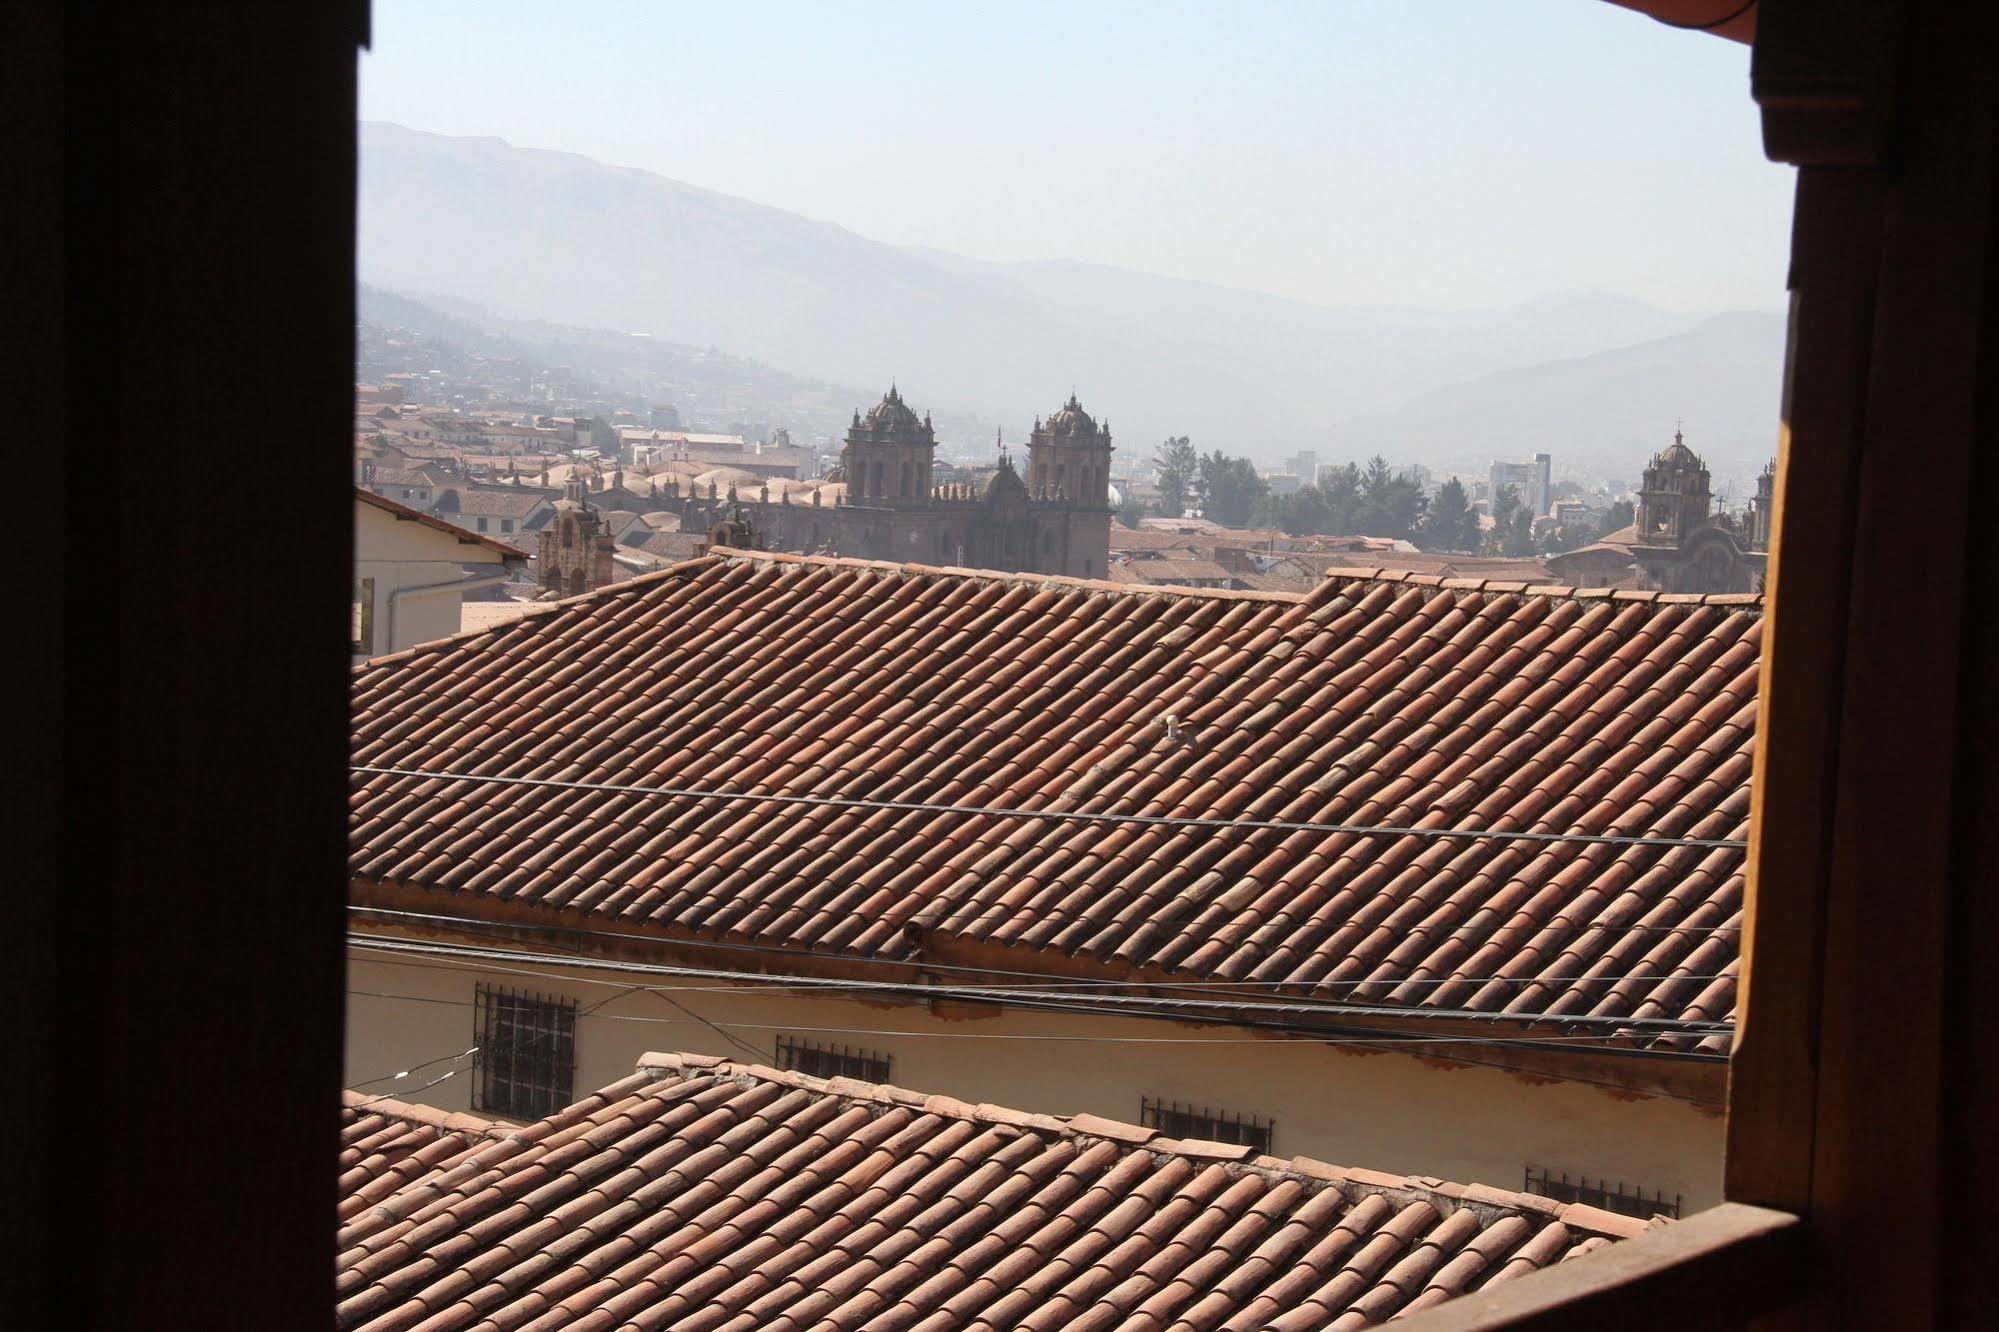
361, 0, 1792, 312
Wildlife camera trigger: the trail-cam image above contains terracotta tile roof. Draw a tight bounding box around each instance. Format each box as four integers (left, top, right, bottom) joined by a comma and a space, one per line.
338, 1093, 509, 1224
1108, 557, 1237, 585
351, 552, 1759, 1053
334, 1055, 1651, 1331
1108, 526, 1204, 553
440, 487, 555, 520
355, 488, 530, 561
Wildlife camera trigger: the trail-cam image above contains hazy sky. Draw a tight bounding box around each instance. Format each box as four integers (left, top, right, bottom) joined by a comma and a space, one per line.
361, 0, 1793, 313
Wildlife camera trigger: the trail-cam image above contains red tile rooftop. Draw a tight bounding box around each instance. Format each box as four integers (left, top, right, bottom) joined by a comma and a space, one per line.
335, 1055, 1656, 1331
351, 551, 1758, 1054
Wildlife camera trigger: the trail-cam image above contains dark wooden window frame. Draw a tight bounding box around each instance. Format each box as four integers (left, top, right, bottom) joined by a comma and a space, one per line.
1401, 1, 1997, 1326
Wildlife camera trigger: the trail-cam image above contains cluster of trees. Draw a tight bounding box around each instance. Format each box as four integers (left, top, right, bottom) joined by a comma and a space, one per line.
1150, 437, 1268, 527
1137, 436, 1634, 557
1265, 458, 1434, 543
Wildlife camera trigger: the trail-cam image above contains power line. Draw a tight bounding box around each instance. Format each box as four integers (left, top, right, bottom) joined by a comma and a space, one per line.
344, 862, 1746, 962
349, 935, 1730, 994
348, 905, 1743, 1010
346, 1044, 480, 1091
343, 988, 1711, 1050
349, 764, 1751, 851
346, 1063, 472, 1109
348, 933, 1734, 1036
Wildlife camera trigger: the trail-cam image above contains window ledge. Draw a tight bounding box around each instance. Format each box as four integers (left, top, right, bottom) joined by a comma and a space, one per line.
1396, 1202, 1804, 1331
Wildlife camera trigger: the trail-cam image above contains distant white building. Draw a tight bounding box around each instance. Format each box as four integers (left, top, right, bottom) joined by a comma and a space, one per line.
1489, 452, 1553, 516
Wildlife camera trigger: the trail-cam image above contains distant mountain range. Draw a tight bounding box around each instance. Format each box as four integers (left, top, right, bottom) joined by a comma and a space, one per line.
1336, 311, 1785, 493
359, 121, 1785, 479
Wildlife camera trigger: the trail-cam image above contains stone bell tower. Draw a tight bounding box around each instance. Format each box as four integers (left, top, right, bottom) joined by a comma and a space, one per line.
1025, 392, 1114, 507
1636, 429, 1713, 544
840, 384, 936, 507
538, 474, 616, 596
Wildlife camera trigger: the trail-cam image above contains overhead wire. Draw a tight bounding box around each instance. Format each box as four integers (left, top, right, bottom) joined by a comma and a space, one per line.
346, 1043, 480, 1091
348, 905, 1743, 1011
346, 1063, 474, 1108
348, 765, 1751, 851
344, 763, 1748, 978
348, 933, 1734, 1036
349, 945, 1732, 995
342, 988, 1712, 1051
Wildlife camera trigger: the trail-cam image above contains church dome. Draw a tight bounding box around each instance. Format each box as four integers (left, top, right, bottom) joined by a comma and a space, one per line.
854, 384, 931, 440
1044, 392, 1099, 437
1651, 430, 1705, 472
985, 455, 1027, 499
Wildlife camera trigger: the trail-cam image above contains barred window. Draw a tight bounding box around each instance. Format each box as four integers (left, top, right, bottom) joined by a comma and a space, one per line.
473, 985, 576, 1120
1139, 1097, 1274, 1153
774, 1036, 891, 1084
1522, 1165, 1681, 1220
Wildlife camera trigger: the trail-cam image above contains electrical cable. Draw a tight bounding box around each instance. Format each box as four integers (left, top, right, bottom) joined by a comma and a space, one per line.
349, 764, 1751, 851
343, 988, 1713, 1050
348, 933, 1734, 1035
342, 857, 1747, 962
348, 905, 1743, 1008
346, 1063, 473, 1108
346, 1043, 480, 1091
348, 946, 1730, 994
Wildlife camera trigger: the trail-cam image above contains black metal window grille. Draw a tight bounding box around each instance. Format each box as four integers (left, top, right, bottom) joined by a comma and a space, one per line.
773, 1036, 891, 1084
1522, 1165, 1682, 1220
473, 984, 576, 1120
1138, 1098, 1275, 1154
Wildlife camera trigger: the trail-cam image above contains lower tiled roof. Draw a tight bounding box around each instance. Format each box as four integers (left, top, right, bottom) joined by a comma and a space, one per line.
335, 1055, 1652, 1331
338, 1095, 509, 1225
351, 553, 1759, 1053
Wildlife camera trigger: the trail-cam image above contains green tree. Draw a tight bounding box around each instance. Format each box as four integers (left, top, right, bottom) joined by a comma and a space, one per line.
1153, 436, 1198, 518
1117, 491, 1149, 529
587, 416, 619, 456
1267, 483, 1333, 535
1420, 477, 1479, 552
1196, 450, 1268, 527
1353, 455, 1428, 539
1597, 499, 1635, 539
1319, 462, 1362, 533
1487, 484, 1538, 555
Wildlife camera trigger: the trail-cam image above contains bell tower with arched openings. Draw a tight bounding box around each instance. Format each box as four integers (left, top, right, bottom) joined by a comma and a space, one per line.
1636, 428, 1714, 544
840, 384, 935, 507
1025, 392, 1114, 507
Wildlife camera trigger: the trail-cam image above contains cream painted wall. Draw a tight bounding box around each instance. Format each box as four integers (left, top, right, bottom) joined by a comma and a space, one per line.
346, 950, 1724, 1212
354, 499, 515, 660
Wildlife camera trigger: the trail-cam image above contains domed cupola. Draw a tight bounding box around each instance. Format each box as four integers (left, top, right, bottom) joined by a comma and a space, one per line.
1026, 391, 1114, 506
840, 384, 937, 506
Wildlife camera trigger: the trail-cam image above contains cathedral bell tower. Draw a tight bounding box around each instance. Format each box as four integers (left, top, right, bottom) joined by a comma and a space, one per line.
1635, 429, 1713, 545
1025, 392, 1114, 508
840, 384, 936, 507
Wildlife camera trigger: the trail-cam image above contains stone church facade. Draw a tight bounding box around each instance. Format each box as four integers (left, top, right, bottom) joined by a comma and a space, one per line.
649, 386, 1115, 579
1627, 432, 1772, 594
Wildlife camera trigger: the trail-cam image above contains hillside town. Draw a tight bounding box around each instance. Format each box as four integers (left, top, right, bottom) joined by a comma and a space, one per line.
354, 318, 1774, 660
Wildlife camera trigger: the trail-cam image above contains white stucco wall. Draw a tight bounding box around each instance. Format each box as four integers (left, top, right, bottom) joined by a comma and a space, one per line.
354, 499, 515, 660
346, 949, 1724, 1213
